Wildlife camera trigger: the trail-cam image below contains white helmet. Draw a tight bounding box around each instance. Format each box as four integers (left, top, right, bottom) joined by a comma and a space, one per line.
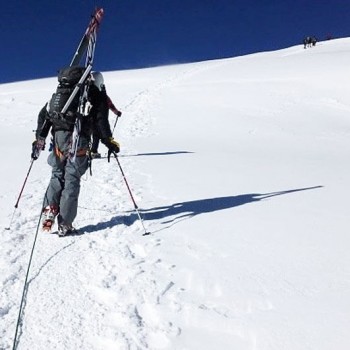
91, 71, 104, 91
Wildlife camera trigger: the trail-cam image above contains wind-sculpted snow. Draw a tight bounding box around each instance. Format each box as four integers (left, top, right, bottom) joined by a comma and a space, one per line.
1, 39, 350, 349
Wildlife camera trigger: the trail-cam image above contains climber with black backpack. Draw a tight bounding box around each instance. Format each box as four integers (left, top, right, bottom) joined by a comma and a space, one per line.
31, 66, 120, 236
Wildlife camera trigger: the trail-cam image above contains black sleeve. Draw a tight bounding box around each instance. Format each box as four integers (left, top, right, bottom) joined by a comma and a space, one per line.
35, 103, 52, 139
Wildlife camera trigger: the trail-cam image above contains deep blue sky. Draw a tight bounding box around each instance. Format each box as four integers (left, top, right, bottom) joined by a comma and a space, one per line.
2, 0, 350, 84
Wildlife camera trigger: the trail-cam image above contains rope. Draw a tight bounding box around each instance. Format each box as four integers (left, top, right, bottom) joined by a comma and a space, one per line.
12, 197, 45, 350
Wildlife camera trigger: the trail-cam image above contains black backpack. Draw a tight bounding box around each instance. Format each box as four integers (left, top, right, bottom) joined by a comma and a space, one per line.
48, 66, 86, 130
58, 66, 86, 86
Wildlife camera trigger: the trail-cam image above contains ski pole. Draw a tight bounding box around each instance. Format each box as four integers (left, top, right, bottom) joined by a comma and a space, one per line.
5, 159, 35, 230
113, 152, 150, 235
111, 115, 120, 136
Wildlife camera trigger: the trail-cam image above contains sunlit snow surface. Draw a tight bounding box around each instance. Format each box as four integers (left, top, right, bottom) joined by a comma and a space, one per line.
1, 39, 350, 349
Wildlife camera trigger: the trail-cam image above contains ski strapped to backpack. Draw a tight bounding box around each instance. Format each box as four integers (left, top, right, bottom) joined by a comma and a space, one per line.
39, 8, 104, 160
70, 8, 104, 67
65, 8, 104, 161
54, 7, 104, 116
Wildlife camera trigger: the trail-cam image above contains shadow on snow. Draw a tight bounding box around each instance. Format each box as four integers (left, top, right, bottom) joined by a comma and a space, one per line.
78, 185, 323, 234
124, 151, 194, 157
93, 150, 194, 160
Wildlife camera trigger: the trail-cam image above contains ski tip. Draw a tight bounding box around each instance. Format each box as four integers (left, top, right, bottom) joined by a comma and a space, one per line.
143, 232, 151, 236
95, 8, 104, 20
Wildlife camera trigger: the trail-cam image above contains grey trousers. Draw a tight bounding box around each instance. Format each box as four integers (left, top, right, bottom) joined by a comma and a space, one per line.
44, 131, 89, 225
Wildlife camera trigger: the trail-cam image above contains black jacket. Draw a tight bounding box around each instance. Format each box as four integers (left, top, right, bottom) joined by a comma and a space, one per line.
87, 84, 112, 142
36, 83, 112, 143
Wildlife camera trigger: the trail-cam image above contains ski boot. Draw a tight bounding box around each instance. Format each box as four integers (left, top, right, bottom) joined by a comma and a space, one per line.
90, 152, 101, 159
57, 223, 78, 237
42, 205, 59, 232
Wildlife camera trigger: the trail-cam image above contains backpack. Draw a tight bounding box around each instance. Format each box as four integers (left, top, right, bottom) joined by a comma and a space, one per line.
58, 66, 86, 86
48, 66, 86, 130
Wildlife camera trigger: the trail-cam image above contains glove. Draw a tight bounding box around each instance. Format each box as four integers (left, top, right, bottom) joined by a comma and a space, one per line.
31, 138, 45, 160
110, 106, 122, 117
103, 137, 120, 162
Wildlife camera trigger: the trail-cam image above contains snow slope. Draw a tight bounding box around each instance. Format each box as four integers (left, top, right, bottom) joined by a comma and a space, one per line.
1, 38, 350, 350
